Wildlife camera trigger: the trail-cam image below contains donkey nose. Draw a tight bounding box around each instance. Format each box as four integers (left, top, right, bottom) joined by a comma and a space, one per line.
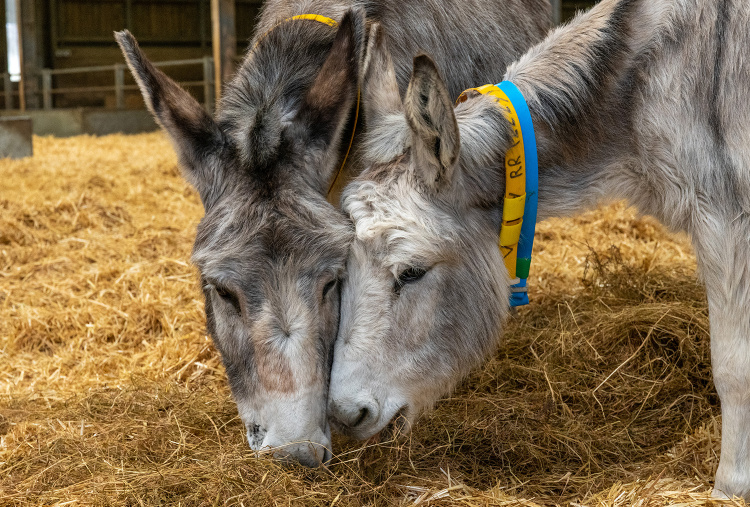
272, 441, 329, 468
260, 434, 332, 468
329, 398, 378, 431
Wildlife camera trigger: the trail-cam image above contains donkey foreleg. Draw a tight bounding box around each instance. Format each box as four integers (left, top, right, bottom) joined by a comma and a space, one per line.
701, 237, 750, 500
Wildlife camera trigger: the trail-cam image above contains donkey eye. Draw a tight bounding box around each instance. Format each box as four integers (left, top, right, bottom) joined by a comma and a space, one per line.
322, 279, 338, 300
214, 286, 241, 313
395, 267, 427, 294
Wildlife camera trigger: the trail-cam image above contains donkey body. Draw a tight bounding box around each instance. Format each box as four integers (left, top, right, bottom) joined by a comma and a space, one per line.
116, 0, 550, 466
330, 0, 750, 497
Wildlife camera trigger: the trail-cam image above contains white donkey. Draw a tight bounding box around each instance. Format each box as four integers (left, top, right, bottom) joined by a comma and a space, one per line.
330, 0, 750, 498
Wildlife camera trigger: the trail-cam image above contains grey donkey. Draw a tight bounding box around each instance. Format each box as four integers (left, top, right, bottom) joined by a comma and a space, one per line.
115, 0, 550, 466
330, 0, 750, 498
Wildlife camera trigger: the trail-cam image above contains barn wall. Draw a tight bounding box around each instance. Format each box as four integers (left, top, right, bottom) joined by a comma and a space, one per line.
3, 0, 598, 113
49, 0, 262, 108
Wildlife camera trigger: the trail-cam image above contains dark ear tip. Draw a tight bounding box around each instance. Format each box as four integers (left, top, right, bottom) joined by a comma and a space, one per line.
337, 7, 366, 54
367, 21, 383, 47
114, 29, 137, 52
337, 8, 358, 34
341, 5, 366, 25
412, 53, 440, 77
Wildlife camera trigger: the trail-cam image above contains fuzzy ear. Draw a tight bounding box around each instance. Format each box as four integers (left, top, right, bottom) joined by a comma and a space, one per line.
115, 30, 226, 207
295, 8, 365, 193
362, 23, 402, 129
404, 54, 460, 191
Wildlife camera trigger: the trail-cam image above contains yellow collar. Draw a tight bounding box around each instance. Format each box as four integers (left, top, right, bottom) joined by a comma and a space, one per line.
254, 14, 338, 47
457, 81, 539, 307
457, 84, 527, 279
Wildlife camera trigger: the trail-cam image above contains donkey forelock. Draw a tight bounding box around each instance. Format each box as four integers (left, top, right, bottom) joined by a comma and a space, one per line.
344, 169, 459, 266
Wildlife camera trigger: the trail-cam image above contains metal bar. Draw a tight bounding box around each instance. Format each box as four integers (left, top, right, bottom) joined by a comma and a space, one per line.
114, 64, 125, 109
202, 56, 214, 114
57, 35, 205, 43
41, 69, 52, 109
3, 74, 12, 110
51, 82, 207, 95
48, 64, 118, 75
51, 86, 123, 94
153, 58, 212, 67
50, 85, 137, 94
46, 59, 208, 77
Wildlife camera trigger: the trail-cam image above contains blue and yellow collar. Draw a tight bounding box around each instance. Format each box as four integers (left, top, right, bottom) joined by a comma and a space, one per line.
458, 81, 538, 307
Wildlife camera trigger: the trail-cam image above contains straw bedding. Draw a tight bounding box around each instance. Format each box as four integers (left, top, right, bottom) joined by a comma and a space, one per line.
0, 133, 746, 506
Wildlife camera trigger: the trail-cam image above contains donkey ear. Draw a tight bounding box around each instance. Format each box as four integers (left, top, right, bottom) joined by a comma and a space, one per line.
404, 54, 460, 192
296, 8, 365, 193
362, 23, 402, 129
115, 30, 225, 207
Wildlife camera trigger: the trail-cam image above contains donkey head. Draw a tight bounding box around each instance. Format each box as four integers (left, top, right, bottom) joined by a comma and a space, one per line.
329, 27, 514, 439
115, 10, 363, 466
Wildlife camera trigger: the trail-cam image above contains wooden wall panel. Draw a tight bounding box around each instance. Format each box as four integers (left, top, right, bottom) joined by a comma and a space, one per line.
58, 0, 125, 41
131, 1, 203, 43
236, 0, 262, 47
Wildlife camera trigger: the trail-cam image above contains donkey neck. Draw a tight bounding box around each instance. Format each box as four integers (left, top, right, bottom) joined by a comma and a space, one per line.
503, 0, 664, 219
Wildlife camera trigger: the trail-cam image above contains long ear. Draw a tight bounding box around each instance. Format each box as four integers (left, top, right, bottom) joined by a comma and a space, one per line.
404, 54, 460, 192
362, 23, 402, 130
115, 30, 226, 207
295, 8, 365, 193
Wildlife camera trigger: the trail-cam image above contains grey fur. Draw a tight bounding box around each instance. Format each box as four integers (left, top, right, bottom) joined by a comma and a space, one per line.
331, 0, 750, 498
116, 0, 550, 467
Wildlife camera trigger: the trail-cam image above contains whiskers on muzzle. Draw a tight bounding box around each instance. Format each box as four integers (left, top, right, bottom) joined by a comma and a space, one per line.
246, 423, 332, 468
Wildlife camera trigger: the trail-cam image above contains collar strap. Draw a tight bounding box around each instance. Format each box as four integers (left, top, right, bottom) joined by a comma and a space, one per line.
457, 81, 538, 307
252, 14, 359, 199
287, 14, 338, 26
254, 14, 338, 47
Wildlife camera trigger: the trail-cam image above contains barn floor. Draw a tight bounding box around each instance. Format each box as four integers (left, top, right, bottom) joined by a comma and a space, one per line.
0, 134, 745, 506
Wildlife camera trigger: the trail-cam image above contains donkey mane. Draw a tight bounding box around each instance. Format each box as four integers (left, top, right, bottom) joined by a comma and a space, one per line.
502, 0, 679, 175
510, 1, 635, 128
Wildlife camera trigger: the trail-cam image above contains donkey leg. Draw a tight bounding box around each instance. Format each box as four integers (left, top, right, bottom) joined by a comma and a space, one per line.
704, 258, 750, 500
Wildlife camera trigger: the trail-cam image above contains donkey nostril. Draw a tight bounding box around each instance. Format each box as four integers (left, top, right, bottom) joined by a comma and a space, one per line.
246, 423, 267, 450
353, 407, 368, 428
330, 400, 376, 430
